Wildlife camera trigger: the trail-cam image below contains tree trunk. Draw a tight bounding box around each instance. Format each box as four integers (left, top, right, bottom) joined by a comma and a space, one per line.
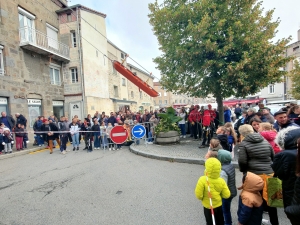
216, 94, 224, 125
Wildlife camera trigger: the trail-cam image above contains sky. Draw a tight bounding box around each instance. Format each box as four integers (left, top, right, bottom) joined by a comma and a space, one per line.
69, 0, 300, 81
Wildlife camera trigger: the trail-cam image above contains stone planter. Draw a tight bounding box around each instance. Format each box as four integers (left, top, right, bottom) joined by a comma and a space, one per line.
156, 131, 180, 144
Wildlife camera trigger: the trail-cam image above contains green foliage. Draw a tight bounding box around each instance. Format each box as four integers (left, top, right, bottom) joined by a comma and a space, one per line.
149, 0, 293, 122
155, 107, 181, 134
289, 60, 300, 99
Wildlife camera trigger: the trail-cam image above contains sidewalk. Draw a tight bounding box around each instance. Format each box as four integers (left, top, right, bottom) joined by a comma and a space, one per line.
0, 145, 48, 160
129, 137, 240, 168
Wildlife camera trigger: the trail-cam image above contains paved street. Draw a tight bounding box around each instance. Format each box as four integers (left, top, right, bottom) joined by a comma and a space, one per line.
0, 144, 289, 225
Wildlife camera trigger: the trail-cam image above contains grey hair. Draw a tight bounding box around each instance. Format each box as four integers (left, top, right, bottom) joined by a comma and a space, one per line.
275, 126, 300, 149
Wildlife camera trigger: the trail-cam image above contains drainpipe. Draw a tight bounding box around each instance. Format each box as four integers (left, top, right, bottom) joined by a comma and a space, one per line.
283, 48, 287, 100
77, 7, 85, 118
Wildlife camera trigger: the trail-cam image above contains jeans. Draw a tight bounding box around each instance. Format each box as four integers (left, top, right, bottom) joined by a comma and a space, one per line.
60, 134, 68, 151
192, 122, 202, 139
94, 135, 100, 148
202, 127, 212, 146
147, 131, 153, 142
35, 135, 44, 146
72, 133, 80, 147
222, 197, 233, 225
179, 124, 186, 136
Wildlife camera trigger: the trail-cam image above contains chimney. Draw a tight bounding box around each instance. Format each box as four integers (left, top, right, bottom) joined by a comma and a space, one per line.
298, 29, 300, 41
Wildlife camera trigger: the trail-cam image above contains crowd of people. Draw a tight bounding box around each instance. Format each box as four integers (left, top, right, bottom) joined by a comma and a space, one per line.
0, 110, 160, 154
194, 102, 300, 225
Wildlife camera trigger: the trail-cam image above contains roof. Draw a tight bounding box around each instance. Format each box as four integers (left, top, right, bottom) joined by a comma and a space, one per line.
107, 40, 127, 54
56, 4, 106, 18
127, 63, 154, 79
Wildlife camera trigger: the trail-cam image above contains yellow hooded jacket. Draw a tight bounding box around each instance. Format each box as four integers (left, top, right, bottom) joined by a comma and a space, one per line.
195, 158, 231, 209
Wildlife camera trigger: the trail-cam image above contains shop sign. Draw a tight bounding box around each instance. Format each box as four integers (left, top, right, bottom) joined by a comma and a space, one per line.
52, 101, 64, 106
0, 98, 7, 105
27, 99, 41, 105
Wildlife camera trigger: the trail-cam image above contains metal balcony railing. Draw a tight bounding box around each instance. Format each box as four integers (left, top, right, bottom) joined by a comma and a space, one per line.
19, 26, 70, 61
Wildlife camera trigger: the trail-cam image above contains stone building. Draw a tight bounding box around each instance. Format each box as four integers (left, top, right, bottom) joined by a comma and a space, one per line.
0, 0, 69, 129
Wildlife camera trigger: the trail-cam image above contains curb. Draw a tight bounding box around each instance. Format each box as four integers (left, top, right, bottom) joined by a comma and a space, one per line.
0, 146, 46, 160
129, 144, 240, 169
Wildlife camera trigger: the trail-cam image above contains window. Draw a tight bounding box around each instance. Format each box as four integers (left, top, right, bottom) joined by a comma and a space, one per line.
268, 84, 275, 94
293, 46, 299, 51
71, 32, 77, 47
18, 7, 35, 43
46, 23, 58, 49
164, 100, 168, 104
0, 45, 4, 75
121, 52, 126, 59
113, 86, 118, 97
183, 99, 186, 103
159, 100, 162, 104
70, 68, 78, 83
67, 13, 72, 22
131, 91, 134, 98
49, 65, 61, 85
179, 99, 182, 103
175, 100, 178, 103
122, 78, 126, 86
164, 92, 167, 96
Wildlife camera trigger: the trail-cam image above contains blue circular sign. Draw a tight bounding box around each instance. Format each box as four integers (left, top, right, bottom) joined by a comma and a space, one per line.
132, 124, 146, 139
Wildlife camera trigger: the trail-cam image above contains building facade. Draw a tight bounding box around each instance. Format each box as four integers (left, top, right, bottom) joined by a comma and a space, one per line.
0, 0, 69, 129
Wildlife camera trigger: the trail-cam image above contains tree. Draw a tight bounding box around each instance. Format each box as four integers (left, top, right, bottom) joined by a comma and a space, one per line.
149, 0, 292, 123
289, 59, 300, 99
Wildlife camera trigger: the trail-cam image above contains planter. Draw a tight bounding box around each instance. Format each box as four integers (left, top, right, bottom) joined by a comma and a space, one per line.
156, 131, 180, 144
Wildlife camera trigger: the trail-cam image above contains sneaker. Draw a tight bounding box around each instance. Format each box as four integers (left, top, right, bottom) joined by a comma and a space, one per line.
5, 152, 7, 154
180, 135, 183, 138
66, 149, 70, 152
112, 148, 115, 151
198, 145, 206, 148
62, 151, 66, 155
147, 142, 153, 144
76, 147, 79, 151
262, 219, 271, 225
38, 145, 42, 147
73, 147, 75, 151
9, 151, 12, 154
109, 148, 111, 151
83, 147, 87, 150
183, 135, 186, 138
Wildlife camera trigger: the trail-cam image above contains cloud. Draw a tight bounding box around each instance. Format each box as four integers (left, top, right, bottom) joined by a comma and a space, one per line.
70, 0, 300, 82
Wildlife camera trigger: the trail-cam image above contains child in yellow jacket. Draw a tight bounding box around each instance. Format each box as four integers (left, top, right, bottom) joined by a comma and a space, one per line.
195, 157, 231, 225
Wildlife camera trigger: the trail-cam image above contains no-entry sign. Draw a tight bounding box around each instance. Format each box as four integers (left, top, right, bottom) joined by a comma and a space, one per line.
110, 125, 128, 144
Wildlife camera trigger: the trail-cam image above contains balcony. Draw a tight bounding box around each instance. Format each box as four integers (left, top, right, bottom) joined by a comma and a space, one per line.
19, 27, 70, 62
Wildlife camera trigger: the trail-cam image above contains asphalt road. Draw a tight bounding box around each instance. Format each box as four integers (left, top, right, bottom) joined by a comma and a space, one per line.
0, 146, 289, 225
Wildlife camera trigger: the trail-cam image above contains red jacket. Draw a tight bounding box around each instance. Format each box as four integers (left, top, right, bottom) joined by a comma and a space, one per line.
260, 131, 281, 154
188, 109, 202, 123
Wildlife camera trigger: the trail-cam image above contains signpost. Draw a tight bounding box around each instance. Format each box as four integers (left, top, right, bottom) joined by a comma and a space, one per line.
131, 124, 146, 139
110, 125, 128, 144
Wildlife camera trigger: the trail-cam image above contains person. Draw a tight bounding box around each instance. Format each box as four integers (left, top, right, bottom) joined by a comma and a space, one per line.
224, 106, 231, 123
0, 124, 4, 154
224, 124, 237, 153
2, 128, 14, 154
106, 123, 114, 150
234, 105, 242, 119
249, 117, 262, 133
234, 111, 247, 143
285, 138, 300, 224
204, 138, 223, 159
287, 105, 300, 126
237, 172, 264, 225
0, 111, 15, 131
33, 116, 44, 147
273, 110, 299, 132
178, 109, 186, 138
213, 108, 219, 133
41, 119, 59, 154
148, 115, 158, 143
69, 118, 80, 151
272, 127, 300, 211
244, 108, 256, 125
262, 107, 275, 124
91, 119, 100, 150
14, 123, 24, 151
15, 113, 27, 128
189, 105, 202, 140
108, 112, 117, 127
238, 124, 278, 225
58, 116, 68, 154
258, 122, 281, 154
65, 117, 72, 143
195, 157, 231, 225
217, 150, 237, 225
100, 121, 108, 149
216, 126, 230, 151
21, 124, 29, 149
199, 105, 215, 148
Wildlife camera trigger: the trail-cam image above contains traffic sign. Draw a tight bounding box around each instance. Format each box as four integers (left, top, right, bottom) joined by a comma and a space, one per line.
132, 124, 146, 139
110, 126, 128, 144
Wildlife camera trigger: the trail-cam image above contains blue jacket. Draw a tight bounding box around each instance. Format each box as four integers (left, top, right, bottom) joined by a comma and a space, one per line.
224, 109, 231, 123
273, 120, 299, 132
